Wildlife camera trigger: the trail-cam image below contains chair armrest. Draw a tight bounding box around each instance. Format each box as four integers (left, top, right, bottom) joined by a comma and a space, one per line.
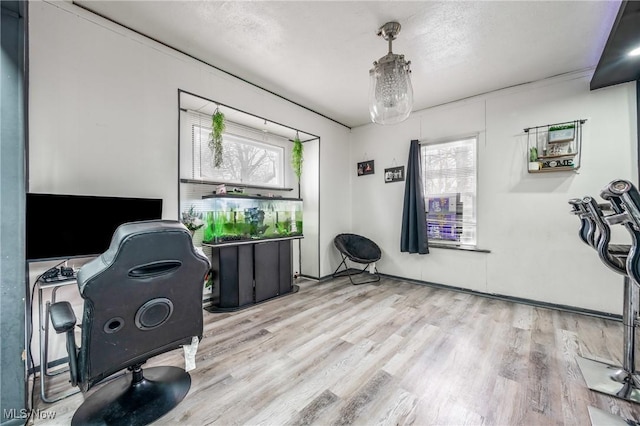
49, 301, 80, 387
50, 301, 77, 334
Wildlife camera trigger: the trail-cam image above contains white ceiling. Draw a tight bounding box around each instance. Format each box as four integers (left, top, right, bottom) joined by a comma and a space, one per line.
181, 91, 319, 141
75, 1, 621, 128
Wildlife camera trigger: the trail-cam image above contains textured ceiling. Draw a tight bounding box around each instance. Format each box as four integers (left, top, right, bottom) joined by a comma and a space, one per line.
74, 1, 621, 128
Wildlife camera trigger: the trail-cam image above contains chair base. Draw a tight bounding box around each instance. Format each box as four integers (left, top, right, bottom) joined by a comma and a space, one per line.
333, 266, 380, 285
72, 366, 191, 426
577, 356, 640, 404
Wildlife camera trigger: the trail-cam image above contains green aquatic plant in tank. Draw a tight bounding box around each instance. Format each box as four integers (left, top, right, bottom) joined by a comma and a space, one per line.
276, 218, 292, 236
203, 212, 215, 243
201, 196, 303, 244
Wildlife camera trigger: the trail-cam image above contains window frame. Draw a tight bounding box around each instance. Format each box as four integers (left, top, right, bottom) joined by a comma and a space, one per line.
420, 133, 479, 248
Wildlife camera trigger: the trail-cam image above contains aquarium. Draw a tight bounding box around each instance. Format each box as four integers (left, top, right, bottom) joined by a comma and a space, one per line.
200, 194, 303, 245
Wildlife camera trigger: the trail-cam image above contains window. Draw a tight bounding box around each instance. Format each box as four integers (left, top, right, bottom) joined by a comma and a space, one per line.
192, 118, 285, 188
421, 136, 477, 246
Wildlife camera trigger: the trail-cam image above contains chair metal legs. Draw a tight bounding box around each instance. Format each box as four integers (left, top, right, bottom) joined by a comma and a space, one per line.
577, 276, 640, 404
332, 254, 380, 285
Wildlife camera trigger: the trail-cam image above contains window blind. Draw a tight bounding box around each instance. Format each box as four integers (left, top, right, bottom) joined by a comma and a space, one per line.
183, 110, 287, 188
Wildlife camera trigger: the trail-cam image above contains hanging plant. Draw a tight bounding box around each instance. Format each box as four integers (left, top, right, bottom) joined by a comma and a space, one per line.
292, 132, 303, 180
209, 108, 226, 168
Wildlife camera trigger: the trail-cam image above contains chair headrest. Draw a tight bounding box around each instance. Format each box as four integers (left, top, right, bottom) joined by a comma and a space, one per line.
102, 220, 189, 264
77, 220, 206, 291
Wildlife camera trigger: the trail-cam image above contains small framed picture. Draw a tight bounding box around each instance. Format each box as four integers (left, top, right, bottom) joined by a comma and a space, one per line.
384, 166, 405, 183
357, 160, 375, 176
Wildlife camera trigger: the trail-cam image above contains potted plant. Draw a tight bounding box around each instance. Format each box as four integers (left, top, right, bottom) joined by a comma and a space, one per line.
292, 132, 303, 180
209, 108, 226, 168
181, 205, 204, 235
204, 270, 214, 290
548, 123, 575, 143
529, 146, 540, 171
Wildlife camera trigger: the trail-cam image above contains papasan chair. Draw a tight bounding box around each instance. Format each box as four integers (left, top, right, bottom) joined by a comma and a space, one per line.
332, 233, 381, 285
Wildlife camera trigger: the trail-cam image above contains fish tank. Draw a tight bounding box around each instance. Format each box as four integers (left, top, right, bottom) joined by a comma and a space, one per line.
200, 194, 303, 245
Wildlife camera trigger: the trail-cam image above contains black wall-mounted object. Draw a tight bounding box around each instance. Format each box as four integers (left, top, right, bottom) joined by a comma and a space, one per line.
384, 166, 405, 183
590, 1, 640, 91
357, 160, 375, 176
26, 193, 163, 261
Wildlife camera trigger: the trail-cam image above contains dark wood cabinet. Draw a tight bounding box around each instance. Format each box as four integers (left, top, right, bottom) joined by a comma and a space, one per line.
212, 244, 254, 309
278, 240, 292, 295
206, 239, 297, 312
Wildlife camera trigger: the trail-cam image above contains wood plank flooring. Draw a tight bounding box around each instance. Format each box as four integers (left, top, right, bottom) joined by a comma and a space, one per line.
32, 276, 640, 425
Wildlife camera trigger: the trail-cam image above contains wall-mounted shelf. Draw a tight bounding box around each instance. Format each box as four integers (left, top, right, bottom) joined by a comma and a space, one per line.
180, 178, 294, 192
524, 119, 586, 174
528, 166, 576, 173
537, 153, 578, 160
202, 193, 302, 201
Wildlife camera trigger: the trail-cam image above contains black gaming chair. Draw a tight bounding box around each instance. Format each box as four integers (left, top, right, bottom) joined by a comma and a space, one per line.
49, 220, 210, 426
332, 233, 382, 285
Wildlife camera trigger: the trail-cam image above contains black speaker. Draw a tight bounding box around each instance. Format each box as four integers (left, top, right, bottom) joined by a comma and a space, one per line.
135, 298, 174, 330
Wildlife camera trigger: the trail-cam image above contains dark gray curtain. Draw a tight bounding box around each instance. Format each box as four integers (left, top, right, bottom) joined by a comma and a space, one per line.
401, 140, 429, 254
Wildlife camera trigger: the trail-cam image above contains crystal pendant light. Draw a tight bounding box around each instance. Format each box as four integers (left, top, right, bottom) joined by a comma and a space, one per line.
369, 22, 413, 125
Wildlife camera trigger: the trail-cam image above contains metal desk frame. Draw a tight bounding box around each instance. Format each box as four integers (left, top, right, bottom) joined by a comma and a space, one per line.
37, 277, 80, 403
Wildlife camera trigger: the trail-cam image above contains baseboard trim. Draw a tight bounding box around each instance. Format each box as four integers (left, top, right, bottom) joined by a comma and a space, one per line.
379, 273, 621, 321
300, 273, 337, 282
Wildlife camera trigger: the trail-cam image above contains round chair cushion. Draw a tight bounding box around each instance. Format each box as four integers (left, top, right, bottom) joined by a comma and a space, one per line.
334, 233, 381, 264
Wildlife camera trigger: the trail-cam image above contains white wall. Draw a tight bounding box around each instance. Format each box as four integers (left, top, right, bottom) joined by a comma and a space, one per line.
350, 72, 637, 314
28, 1, 352, 365
300, 139, 320, 278
28, 1, 351, 278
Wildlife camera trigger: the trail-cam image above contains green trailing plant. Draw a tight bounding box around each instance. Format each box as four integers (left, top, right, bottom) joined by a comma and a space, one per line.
549, 124, 575, 131
210, 108, 226, 168
529, 147, 538, 162
291, 132, 303, 180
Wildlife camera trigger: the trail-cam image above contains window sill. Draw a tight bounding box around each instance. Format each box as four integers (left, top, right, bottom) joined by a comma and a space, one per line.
428, 243, 491, 253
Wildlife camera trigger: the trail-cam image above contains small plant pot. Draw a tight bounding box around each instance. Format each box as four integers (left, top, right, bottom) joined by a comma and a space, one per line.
528, 162, 540, 171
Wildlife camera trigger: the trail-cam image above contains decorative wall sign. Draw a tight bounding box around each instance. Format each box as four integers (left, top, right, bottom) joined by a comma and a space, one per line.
384, 166, 405, 183
357, 160, 375, 176
541, 158, 574, 169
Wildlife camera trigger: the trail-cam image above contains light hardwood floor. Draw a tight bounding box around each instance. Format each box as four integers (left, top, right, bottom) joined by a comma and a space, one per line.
33, 276, 640, 425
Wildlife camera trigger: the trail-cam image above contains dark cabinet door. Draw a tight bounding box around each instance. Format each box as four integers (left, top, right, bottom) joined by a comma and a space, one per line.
254, 242, 280, 303
212, 240, 293, 309
217, 245, 254, 308
278, 240, 292, 294
237, 245, 254, 306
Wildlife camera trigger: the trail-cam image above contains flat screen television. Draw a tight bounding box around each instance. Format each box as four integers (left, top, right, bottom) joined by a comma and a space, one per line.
26, 193, 163, 261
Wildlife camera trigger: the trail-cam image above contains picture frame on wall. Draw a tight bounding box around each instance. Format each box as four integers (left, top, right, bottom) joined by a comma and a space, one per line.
357, 160, 375, 176
384, 166, 405, 183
